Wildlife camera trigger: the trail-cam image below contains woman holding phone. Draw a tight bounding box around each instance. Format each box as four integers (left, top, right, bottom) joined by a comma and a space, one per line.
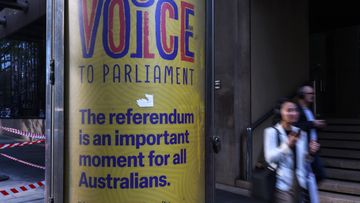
264, 98, 319, 202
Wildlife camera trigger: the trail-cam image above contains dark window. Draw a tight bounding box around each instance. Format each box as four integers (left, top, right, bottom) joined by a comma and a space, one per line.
0, 39, 45, 118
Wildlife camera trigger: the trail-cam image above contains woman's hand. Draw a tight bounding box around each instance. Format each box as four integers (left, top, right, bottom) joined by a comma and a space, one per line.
313, 120, 326, 128
309, 140, 320, 154
287, 131, 299, 148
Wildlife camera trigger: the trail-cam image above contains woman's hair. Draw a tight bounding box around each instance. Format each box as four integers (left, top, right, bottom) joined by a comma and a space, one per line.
272, 98, 294, 124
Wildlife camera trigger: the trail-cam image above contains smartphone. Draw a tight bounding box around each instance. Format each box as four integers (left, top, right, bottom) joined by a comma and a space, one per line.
291, 129, 301, 137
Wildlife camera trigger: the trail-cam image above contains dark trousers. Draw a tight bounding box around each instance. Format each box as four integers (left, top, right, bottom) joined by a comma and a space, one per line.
311, 153, 326, 183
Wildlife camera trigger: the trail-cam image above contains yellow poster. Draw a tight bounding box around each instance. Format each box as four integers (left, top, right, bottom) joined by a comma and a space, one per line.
66, 0, 205, 202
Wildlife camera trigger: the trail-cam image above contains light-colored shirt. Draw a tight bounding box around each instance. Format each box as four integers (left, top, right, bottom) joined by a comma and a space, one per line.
264, 123, 309, 191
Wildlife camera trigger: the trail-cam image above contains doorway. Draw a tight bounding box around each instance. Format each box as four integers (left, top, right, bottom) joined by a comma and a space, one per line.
310, 1, 360, 118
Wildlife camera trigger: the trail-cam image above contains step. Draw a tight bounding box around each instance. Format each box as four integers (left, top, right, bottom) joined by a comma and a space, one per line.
325, 168, 360, 182
326, 118, 360, 125
324, 125, 360, 133
322, 158, 360, 170
318, 132, 360, 141
319, 191, 360, 203
235, 179, 251, 190
320, 148, 360, 159
319, 140, 360, 150
319, 179, 360, 196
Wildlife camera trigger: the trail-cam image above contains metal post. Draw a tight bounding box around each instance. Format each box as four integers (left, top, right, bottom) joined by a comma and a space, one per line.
45, 0, 54, 202
205, 0, 215, 202
46, 0, 64, 202
246, 127, 253, 181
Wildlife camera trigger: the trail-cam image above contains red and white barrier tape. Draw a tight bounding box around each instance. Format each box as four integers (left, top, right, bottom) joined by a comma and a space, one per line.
0, 140, 45, 150
0, 127, 45, 139
0, 181, 45, 196
0, 153, 45, 170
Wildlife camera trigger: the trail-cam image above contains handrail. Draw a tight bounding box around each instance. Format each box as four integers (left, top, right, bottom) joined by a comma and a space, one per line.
245, 89, 308, 181
250, 109, 274, 130
246, 108, 274, 180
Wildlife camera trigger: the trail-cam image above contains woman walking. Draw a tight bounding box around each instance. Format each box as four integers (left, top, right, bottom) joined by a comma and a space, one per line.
264, 99, 319, 203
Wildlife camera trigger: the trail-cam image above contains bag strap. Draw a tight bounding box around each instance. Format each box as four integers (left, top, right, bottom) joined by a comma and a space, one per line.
271, 126, 281, 147
268, 126, 281, 169
255, 126, 282, 169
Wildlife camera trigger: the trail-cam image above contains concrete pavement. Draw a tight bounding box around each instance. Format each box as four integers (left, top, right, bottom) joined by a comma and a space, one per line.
216, 189, 264, 203
0, 134, 45, 203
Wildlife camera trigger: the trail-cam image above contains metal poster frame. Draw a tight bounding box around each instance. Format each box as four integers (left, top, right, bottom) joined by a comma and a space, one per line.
45, 0, 65, 202
45, 0, 214, 202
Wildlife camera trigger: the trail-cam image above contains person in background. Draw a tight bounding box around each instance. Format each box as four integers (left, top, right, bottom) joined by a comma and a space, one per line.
295, 85, 326, 183
264, 98, 319, 202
